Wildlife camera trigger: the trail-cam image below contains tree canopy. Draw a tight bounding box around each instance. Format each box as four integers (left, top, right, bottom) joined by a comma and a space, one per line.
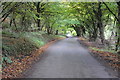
1, 1, 120, 52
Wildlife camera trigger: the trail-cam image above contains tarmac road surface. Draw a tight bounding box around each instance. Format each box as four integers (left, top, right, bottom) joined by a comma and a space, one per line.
25, 38, 114, 78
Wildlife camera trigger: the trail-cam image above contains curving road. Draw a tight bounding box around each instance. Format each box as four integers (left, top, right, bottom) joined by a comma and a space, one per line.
25, 38, 114, 78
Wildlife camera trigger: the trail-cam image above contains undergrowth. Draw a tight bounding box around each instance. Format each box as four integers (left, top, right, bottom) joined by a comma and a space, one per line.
89, 47, 118, 54
2, 31, 64, 68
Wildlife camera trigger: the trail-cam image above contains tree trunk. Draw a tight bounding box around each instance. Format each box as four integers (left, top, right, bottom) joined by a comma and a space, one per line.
10, 19, 12, 26
74, 27, 81, 37
49, 27, 53, 34
92, 3, 104, 42
55, 30, 58, 35
116, 2, 120, 52
97, 2, 105, 44
13, 18, 18, 32
36, 2, 41, 30
46, 23, 51, 35
91, 29, 98, 41
90, 17, 98, 41
93, 22, 98, 41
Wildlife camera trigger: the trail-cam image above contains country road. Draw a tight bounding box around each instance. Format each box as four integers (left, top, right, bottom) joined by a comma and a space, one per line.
25, 38, 114, 78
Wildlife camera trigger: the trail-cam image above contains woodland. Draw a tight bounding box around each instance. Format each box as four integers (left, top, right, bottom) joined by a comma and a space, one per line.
1, 1, 120, 78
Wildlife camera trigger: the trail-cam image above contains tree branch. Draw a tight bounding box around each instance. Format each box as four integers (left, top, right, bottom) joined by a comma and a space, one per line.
102, 2, 119, 22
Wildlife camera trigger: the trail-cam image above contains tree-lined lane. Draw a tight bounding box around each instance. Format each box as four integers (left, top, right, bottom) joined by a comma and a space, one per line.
25, 38, 113, 78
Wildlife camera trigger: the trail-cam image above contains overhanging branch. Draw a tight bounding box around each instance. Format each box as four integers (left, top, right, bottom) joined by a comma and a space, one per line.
102, 2, 119, 22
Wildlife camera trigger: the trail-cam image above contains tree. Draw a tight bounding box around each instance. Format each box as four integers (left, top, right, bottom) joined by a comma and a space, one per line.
103, 2, 120, 51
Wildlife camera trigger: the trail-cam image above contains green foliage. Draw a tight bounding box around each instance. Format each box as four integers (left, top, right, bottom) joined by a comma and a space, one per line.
89, 47, 117, 53
2, 57, 12, 64
2, 31, 63, 66
1, 2, 119, 58
24, 32, 45, 47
